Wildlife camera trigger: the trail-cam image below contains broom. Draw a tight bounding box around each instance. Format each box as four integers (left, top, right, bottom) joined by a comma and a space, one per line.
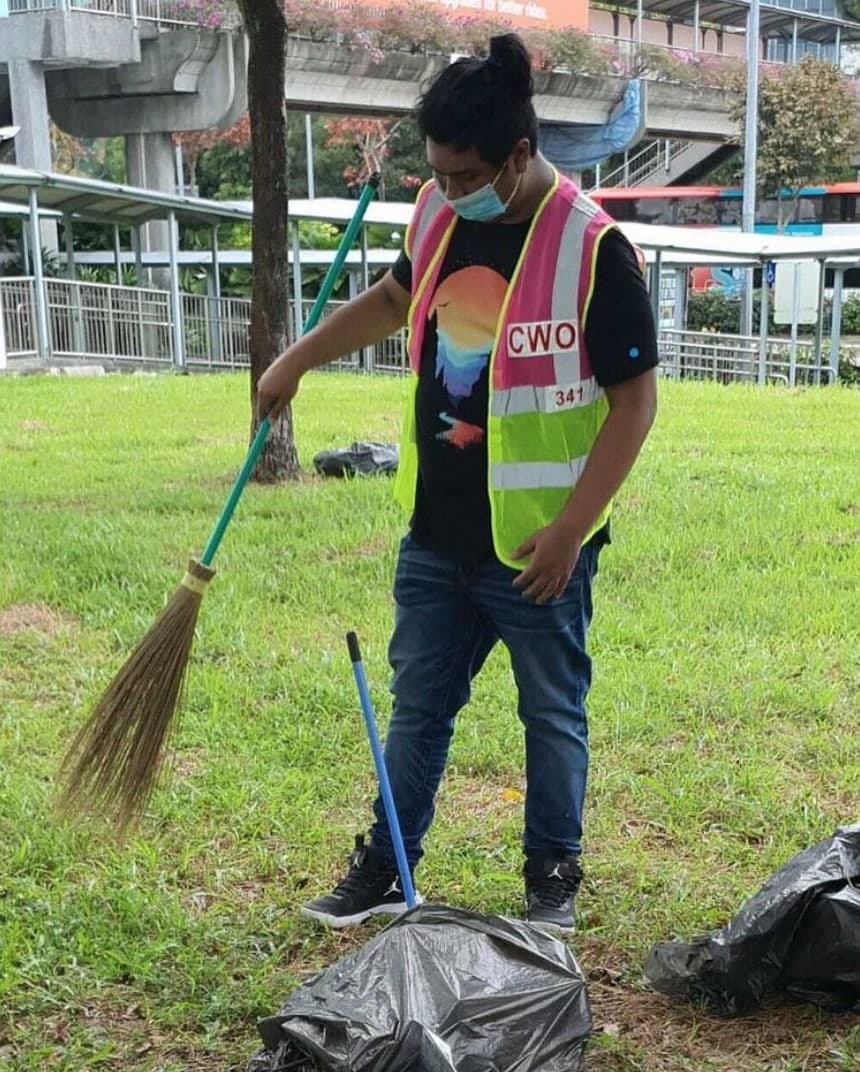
58, 176, 381, 831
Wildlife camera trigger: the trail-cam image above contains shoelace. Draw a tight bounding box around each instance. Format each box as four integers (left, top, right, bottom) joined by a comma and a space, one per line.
529, 875, 579, 908
332, 855, 381, 896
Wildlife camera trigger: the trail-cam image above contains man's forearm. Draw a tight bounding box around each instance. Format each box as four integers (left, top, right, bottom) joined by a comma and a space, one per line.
290, 278, 407, 373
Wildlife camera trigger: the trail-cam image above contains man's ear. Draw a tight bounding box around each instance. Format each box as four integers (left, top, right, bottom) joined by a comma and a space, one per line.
512, 138, 532, 174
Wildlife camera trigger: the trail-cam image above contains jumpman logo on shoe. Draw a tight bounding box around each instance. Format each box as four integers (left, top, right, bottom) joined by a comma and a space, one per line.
385, 877, 401, 897
547, 864, 563, 880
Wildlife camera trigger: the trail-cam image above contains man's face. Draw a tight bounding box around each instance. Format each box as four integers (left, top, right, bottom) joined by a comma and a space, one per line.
426, 139, 522, 204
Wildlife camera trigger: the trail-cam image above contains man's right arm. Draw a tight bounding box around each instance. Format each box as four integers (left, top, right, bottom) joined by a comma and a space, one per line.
257, 270, 411, 418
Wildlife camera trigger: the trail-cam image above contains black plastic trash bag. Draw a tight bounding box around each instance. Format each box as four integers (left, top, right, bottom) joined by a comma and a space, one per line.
249, 904, 592, 1071
313, 442, 398, 478
645, 822, 860, 1015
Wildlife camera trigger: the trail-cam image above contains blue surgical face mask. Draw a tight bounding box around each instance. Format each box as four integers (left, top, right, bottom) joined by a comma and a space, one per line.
439, 163, 522, 222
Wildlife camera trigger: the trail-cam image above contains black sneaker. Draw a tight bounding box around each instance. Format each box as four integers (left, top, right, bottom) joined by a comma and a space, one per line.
524, 852, 583, 934
300, 835, 420, 928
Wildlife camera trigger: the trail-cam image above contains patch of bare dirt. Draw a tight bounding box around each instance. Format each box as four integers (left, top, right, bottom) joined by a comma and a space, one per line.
586, 977, 855, 1071
18, 420, 52, 434
0, 602, 78, 636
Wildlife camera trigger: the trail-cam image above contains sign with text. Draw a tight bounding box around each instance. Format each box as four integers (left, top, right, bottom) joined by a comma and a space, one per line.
774, 262, 820, 326
338, 0, 589, 32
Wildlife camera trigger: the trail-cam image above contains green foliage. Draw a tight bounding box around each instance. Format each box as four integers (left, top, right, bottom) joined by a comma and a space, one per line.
838, 294, 860, 335
539, 28, 613, 76
72, 136, 127, 184
0, 374, 859, 1070
686, 289, 777, 336
297, 220, 341, 250
728, 58, 860, 227
839, 352, 860, 385
0, 246, 62, 279
196, 140, 256, 201
74, 265, 139, 287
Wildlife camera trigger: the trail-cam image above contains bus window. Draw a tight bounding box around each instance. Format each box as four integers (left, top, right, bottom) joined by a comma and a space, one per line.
823, 195, 860, 223
676, 196, 720, 225
598, 198, 633, 222
757, 196, 822, 225
631, 197, 674, 225
716, 199, 742, 226
797, 196, 823, 222
823, 194, 843, 222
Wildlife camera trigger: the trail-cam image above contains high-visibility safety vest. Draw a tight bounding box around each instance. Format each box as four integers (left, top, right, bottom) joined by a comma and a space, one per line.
394, 168, 618, 568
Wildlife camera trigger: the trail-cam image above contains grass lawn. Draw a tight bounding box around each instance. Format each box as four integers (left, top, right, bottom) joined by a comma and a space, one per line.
1, 372, 859, 1072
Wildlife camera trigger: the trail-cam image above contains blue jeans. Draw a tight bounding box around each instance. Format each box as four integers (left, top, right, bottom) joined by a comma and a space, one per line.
370, 530, 605, 867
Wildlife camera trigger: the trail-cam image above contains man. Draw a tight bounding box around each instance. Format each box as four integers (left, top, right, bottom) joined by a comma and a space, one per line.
257, 34, 658, 933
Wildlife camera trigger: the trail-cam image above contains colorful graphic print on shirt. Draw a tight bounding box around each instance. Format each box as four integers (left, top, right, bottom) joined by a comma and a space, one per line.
426, 265, 507, 449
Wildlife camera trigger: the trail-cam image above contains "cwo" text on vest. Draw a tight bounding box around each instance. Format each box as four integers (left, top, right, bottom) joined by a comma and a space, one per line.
507, 320, 578, 359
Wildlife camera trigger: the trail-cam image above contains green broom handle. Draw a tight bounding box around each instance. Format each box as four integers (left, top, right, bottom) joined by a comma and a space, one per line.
199, 175, 381, 568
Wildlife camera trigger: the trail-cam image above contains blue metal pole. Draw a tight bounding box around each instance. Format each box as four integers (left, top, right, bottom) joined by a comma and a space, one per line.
346, 632, 417, 910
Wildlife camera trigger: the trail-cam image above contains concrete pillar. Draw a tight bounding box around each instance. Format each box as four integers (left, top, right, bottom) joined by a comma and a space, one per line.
126, 132, 173, 262
9, 60, 57, 249
8, 60, 52, 172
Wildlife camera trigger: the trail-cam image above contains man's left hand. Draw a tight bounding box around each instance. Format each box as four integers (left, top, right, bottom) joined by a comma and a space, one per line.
512, 521, 581, 604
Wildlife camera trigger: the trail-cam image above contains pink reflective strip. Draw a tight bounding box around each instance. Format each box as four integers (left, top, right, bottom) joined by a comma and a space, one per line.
491, 188, 567, 392
408, 189, 454, 373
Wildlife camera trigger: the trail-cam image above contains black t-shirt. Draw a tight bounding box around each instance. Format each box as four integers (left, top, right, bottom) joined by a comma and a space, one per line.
391, 218, 658, 562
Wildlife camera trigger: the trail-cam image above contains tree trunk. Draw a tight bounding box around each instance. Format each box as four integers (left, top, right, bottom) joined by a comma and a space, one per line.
237, 0, 300, 482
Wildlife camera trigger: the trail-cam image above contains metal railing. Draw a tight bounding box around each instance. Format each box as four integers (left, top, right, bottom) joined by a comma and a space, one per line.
46, 278, 173, 364
0, 278, 36, 360
658, 327, 840, 386
4, 276, 852, 387
594, 139, 693, 190
182, 292, 250, 370
7, 0, 238, 28
10, 0, 135, 15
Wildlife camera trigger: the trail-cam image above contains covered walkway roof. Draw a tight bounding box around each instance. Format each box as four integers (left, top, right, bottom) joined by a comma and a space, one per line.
0, 164, 252, 226
6, 171, 860, 268
622, 0, 860, 42
622, 221, 860, 264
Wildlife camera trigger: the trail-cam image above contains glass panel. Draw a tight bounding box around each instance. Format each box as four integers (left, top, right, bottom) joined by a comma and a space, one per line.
822, 194, 843, 222
601, 198, 633, 222
796, 196, 822, 222
631, 197, 674, 225
840, 196, 860, 222
716, 198, 742, 226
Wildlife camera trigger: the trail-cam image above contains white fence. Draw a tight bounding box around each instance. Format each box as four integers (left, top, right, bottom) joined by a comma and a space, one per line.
657, 328, 839, 386
0, 278, 408, 374
2, 276, 853, 385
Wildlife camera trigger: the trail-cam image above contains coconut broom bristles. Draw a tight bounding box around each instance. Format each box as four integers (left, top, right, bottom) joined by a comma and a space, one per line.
57, 558, 214, 831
